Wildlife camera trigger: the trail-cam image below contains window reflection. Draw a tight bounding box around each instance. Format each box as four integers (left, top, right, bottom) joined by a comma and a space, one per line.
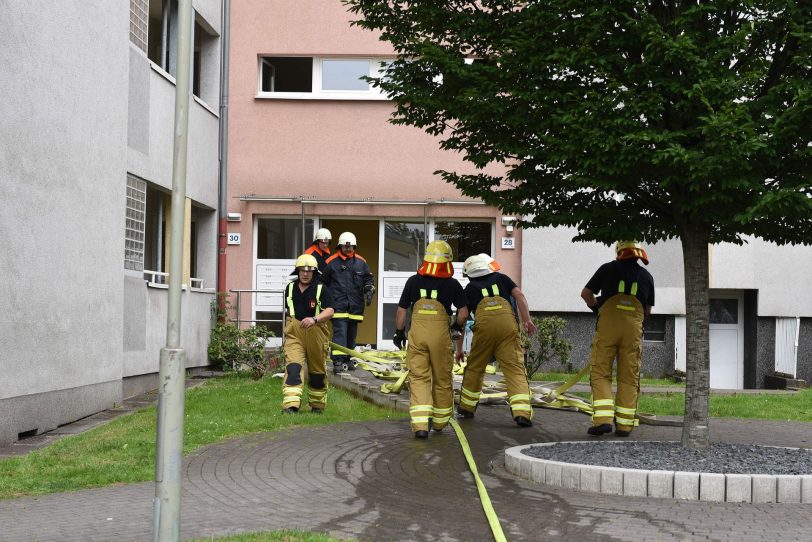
384, 221, 424, 272
709, 299, 737, 324
434, 221, 491, 262
257, 218, 314, 259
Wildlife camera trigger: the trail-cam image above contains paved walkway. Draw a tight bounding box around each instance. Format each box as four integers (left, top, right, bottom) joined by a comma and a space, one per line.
0, 371, 809, 542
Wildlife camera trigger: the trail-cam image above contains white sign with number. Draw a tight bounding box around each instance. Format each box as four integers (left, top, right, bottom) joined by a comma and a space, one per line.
227, 233, 241, 245
501, 237, 516, 249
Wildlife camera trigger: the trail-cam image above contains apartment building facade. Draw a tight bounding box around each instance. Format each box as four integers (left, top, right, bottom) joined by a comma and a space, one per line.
0, 0, 222, 446
224, 0, 520, 348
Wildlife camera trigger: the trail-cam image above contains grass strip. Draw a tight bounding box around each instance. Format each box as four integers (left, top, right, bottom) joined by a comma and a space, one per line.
0, 374, 403, 500
189, 530, 350, 542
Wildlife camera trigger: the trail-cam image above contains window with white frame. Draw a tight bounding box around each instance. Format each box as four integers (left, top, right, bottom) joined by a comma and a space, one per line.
433, 220, 492, 263
125, 175, 147, 271
258, 56, 392, 99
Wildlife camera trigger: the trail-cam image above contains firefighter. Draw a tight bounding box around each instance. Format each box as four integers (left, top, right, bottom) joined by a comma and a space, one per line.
581, 241, 655, 437
393, 240, 468, 439
457, 253, 537, 427
321, 232, 375, 374
304, 228, 332, 272
282, 254, 335, 414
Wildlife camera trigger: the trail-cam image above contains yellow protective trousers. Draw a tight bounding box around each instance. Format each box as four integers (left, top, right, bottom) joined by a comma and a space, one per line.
406, 297, 454, 433
282, 318, 331, 410
589, 291, 644, 432
461, 296, 532, 421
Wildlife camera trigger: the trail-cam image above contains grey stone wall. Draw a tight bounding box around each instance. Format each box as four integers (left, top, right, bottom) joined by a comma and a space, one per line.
531, 312, 675, 379
797, 319, 812, 386
757, 318, 776, 389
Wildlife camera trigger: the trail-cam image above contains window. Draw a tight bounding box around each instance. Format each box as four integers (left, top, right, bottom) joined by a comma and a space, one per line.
258, 56, 392, 100
384, 221, 425, 272
643, 315, 667, 342
256, 218, 314, 259
709, 298, 738, 324
125, 176, 147, 271
129, 0, 149, 53
434, 221, 492, 263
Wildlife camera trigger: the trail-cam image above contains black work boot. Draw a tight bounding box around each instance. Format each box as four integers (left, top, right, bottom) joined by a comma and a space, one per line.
311, 407, 323, 414
615, 427, 631, 437
332, 361, 343, 375
283, 406, 299, 414
457, 408, 475, 419
414, 430, 429, 439
515, 416, 533, 427
587, 423, 613, 436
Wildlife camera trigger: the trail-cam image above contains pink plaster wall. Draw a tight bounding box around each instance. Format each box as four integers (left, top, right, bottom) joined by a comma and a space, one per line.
226, 0, 523, 318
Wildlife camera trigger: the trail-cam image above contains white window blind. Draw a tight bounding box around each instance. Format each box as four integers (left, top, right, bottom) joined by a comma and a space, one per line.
774, 317, 799, 377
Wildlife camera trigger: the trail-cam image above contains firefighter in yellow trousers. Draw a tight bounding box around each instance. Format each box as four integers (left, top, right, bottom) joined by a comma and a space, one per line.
282, 254, 335, 414
581, 241, 655, 436
394, 240, 468, 439
458, 254, 537, 427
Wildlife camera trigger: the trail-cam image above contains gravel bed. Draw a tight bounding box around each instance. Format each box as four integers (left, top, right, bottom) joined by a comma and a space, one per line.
522, 441, 812, 475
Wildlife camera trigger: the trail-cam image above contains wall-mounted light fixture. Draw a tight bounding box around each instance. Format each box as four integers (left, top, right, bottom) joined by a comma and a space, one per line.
501, 216, 516, 235
226, 212, 242, 222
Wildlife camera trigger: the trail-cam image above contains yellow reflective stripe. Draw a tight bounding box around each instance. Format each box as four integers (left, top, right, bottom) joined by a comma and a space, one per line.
460, 397, 479, 407
481, 288, 489, 297
316, 283, 323, 313
411, 416, 431, 423
286, 282, 295, 318
484, 306, 501, 311
283, 388, 303, 396
615, 406, 637, 415
461, 387, 481, 399
348, 314, 364, 321
592, 399, 615, 407
417, 309, 438, 314
433, 415, 452, 424
431, 290, 438, 299
420, 288, 427, 298
618, 280, 625, 293
511, 405, 533, 413
616, 419, 639, 427
432, 406, 453, 415
509, 394, 531, 403
616, 305, 636, 311
593, 409, 615, 417
492, 284, 499, 296
630, 282, 638, 296
410, 405, 432, 413
333, 312, 350, 318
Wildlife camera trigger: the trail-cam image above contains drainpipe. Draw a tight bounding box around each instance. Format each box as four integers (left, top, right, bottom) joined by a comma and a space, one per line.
153, 0, 193, 539
216, 0, 231, 317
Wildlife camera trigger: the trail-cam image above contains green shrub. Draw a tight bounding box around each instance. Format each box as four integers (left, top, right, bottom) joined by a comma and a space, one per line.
208, 295, 274, 378
522, 315, 573, 377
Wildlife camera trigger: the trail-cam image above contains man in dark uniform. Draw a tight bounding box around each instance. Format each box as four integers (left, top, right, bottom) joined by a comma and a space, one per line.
282, 254, 335, 413
393, 240, 468, 439
458, 253, 537, 427
321, 232, 375, 374
581, 241, 655, 436
303, 228, 332, 272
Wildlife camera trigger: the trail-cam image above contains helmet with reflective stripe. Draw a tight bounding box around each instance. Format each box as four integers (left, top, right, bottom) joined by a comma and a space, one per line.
479, 253, 501, 272
291, 253, 320, 275
463, 253, 492, 278
423, 240, 453, 263
314, 228, 332, 243
337, 231, 357, 247
615, 240, 649, 265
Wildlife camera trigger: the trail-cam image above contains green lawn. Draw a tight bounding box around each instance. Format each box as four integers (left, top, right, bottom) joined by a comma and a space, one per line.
638, 388, 812, 421
0, 374, 403, 500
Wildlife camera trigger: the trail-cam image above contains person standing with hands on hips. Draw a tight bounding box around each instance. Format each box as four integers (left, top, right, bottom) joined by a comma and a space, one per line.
457, 253, 537, 427
321, 232, 375, 374
281, 254, 335, 414
393, 240, 468, 439
581, 241, 654, 437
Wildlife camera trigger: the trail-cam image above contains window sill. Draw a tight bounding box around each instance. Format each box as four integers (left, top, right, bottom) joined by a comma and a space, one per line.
255, 91, 390, 102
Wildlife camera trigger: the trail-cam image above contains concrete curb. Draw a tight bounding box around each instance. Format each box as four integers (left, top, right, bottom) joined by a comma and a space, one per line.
505, 442, 812, 504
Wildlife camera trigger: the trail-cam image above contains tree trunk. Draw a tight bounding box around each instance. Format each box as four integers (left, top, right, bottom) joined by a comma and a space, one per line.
680, 229, 711, 449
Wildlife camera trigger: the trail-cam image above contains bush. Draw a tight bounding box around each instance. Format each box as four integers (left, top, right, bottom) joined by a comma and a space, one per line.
522, 315, 573, 377
208, 295, 274, 379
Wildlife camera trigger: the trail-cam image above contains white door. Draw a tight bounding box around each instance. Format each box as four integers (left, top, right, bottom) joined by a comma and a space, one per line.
709, 291, 744, 389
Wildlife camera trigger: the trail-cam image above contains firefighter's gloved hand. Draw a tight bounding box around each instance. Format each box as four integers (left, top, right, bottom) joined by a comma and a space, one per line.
393, 329, 407, 350
364, 285, 375, 306
450, 321, 464, 342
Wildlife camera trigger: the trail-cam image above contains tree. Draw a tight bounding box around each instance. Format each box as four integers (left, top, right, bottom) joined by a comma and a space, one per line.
346, 0, 812, 448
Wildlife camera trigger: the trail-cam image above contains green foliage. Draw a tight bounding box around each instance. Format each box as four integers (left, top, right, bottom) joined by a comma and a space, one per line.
522, 316, 573, 377
346, 0, 812, 246
208, 295, 273, 377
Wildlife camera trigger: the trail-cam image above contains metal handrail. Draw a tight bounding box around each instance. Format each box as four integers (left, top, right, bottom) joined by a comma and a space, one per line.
228, 288, 285, 331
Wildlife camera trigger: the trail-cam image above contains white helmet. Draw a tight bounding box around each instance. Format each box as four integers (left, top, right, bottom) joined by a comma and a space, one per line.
463, 254, 492, 278
337, 231, 357, 247
314, 228, 332, 243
